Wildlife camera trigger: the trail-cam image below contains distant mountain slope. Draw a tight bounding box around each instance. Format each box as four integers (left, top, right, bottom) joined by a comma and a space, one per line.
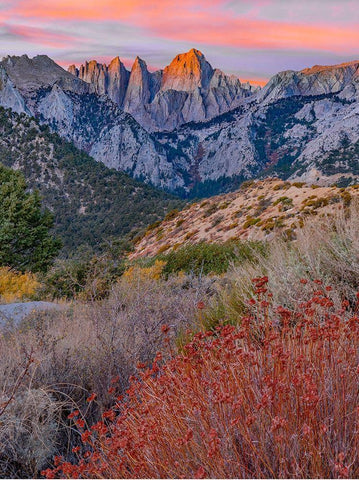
69, 49, 257, 131
0, 106, 182, 251
130, 179, 359, 259
156, 85, 359, 195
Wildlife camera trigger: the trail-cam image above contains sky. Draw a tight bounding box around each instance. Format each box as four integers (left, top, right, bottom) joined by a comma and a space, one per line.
0, 0, 358, 85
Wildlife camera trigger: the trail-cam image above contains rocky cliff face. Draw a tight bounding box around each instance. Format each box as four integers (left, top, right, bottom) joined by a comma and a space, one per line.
69, 57, 130, 105
69, 48, 257, 131
0, 54, 186, 190
258, 60, 359, 104
0, 66, 30, 114
1, 52, 359, 195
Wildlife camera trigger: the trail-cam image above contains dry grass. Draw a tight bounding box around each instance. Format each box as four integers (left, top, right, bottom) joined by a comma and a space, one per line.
0, 270, 214, 477
206, 200, 359, 326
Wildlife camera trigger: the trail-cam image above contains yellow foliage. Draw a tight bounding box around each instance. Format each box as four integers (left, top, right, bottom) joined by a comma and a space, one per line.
0, 267, 39, 303
123, 260, 166, 282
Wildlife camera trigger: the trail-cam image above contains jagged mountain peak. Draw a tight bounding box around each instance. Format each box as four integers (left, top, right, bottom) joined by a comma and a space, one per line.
131, 56, 149, 72
188, 47, 204, 56
172, 47, 206, 64
66, 48, 257, 130
108, 56, 125, 70
161, 48, 213, 92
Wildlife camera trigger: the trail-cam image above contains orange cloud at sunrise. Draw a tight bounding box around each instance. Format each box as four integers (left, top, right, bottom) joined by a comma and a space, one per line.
1, 0, 358, 83
9, 0, 358, 54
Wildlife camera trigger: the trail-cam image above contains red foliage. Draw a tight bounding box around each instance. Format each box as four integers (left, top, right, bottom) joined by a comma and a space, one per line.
43, 278, 359, 479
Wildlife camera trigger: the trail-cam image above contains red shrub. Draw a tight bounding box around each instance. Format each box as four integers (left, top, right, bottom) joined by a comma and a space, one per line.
43, 278, 359, 478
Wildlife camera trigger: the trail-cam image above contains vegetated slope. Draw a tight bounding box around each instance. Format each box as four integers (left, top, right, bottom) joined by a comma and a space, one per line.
0, 107, 183, 251
130, 178, 358, 259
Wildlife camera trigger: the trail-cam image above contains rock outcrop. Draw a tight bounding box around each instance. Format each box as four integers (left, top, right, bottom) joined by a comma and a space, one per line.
258, 60, 359, 104
69, 48, 257, 131
2, 54, 88, 96
0, 66, 30, 114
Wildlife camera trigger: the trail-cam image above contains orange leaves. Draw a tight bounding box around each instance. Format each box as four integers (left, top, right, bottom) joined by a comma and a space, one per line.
45, 278, 359, 479
161, 324, 170, 334
86, 393, 97, 403
0, 267, 39, 302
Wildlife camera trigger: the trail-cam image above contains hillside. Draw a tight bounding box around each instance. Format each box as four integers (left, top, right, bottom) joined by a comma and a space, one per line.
130, 178, 358, 259
0, 106, 183, 251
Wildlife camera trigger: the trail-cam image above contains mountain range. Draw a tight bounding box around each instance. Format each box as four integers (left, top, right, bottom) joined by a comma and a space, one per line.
0, 49, 358, 197
68, 48, 257, 132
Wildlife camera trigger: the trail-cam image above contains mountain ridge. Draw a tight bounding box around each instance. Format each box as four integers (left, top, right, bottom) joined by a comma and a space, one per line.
0, 50, 358, 195
68, 48, 257, 131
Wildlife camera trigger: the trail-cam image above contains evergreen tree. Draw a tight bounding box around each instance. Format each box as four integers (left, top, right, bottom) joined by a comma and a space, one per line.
0, 164, 61, 272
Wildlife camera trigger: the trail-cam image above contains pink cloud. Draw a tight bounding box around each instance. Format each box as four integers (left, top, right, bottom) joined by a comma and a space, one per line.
7, 24, 78, 48
5, 0, 358, 55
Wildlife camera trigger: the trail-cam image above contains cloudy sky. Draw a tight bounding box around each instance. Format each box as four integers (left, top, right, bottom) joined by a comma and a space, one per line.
1, 0, 358, 85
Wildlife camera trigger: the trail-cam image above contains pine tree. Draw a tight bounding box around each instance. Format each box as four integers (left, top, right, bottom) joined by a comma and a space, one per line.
0, 164, 61, 272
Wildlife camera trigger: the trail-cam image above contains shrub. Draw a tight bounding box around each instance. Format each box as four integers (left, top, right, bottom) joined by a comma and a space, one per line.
175, 218, 185, 228
156, 244, 171, 255
164, 209, 179, 221
203, 203, 219, 217
159, 240, 264, 277
243, 216, 261, 229
273, 196, 293, 211
0, 270, 213, 477
41, 249, 125, 301
239, 179, 254, 190
123, 260, 166, 281
0, 267, 39, 302
209, 199, 359, 324
45, 278, 359, 479
146, 220, 162, 232
0, 389, 61, 478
